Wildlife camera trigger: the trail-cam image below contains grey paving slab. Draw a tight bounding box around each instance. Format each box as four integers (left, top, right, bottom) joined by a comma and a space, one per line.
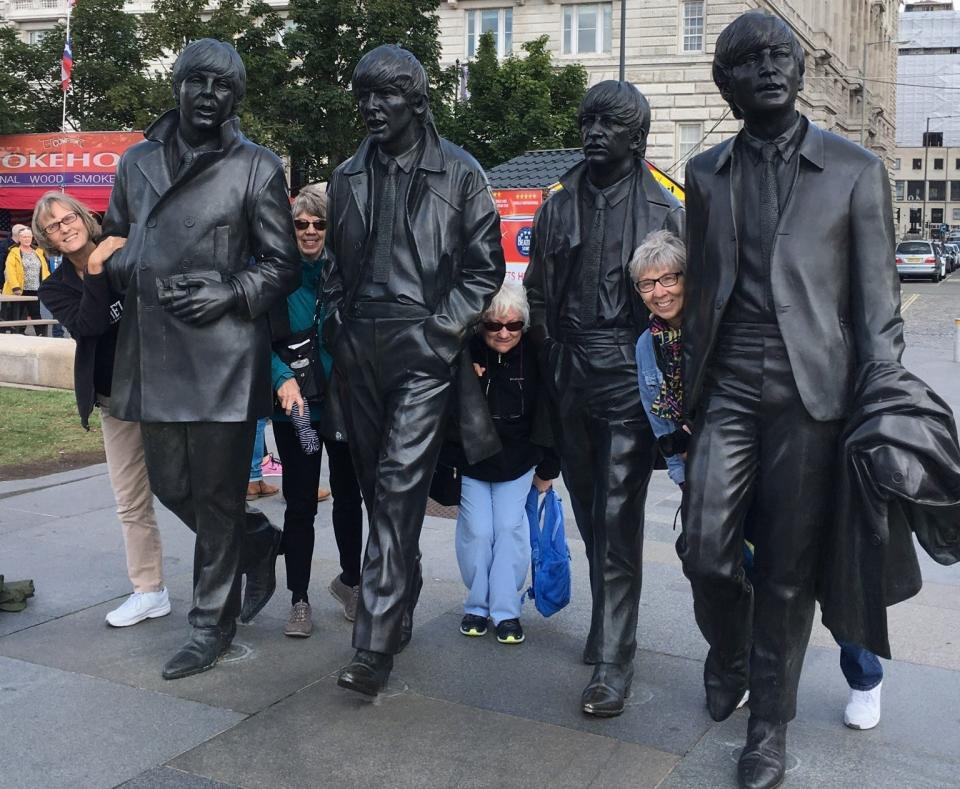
0, 472, 117, 517
0, 504, 59, 535
392, 609, 713, 755
0, 591, 349, 714
0, 655, 244, 789
170, 675, 679, 789
0, 462, 108, 496
117, 767, 241, 789
658, 708, 960, 789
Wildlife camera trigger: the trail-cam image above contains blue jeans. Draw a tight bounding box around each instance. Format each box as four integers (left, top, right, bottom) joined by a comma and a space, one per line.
835, 638, 883, 691
249, 418, 267, 482
455, 469, 536, 625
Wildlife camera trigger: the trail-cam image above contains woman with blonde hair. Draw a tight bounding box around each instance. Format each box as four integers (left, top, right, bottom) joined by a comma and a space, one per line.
36, 191, 170, 627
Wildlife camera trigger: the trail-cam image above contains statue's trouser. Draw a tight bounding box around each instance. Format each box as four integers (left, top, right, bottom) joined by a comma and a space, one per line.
550, 331, 657, 666
337, 311, 454, 655
140, 420, 257, 628
679, 325, 841, 724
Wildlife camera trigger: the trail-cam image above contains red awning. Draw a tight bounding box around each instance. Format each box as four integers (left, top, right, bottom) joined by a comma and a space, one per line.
0, 131, 142, 213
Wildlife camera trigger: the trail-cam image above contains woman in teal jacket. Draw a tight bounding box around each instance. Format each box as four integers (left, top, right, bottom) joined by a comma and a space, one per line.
272, 186, 363, 638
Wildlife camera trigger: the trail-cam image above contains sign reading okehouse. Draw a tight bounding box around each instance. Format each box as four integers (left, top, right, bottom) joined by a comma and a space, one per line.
0, 131, 142, 211
492, 189, 544, 281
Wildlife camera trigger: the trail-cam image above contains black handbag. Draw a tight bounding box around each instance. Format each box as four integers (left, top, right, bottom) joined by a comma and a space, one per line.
274, 324, 327, 402
429, 461, 462, 507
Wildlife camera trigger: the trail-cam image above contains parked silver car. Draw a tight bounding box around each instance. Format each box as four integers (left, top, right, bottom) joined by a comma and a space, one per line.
895, 241, 946, 282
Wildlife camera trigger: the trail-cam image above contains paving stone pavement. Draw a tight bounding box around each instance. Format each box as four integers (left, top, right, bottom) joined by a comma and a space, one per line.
1, 286, 958, 789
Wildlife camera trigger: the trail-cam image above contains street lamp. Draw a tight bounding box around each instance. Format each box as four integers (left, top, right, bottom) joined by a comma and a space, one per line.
921, 114, 960, 238
860, 38, 910, 147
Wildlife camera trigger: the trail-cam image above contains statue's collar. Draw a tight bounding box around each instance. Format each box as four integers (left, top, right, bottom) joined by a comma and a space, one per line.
144, 108, 242, 152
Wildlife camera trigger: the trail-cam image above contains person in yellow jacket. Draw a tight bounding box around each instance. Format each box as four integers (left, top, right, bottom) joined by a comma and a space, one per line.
4, 225, 50, 332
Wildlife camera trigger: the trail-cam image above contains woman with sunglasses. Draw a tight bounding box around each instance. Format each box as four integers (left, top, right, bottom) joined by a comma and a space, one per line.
35, 191, 170, 627
271, 185, 363, 638
450, 280, 559, 645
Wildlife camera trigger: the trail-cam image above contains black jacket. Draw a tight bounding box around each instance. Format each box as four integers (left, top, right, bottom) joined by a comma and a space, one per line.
819, 361, 960, 659
38, 261, 123, 429
682, 120, 905, 422
444, 334, 559, 483
102, 109, 299, 422
322, 122, 505, 462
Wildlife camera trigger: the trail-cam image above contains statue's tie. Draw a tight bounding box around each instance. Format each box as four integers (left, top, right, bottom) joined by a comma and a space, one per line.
372, 159, 399, 284
580, 191, 607, 326
759, 142, 779, 269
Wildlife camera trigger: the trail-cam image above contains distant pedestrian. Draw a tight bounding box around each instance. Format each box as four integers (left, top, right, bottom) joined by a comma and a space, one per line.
35, 191, 170, 628
4, 223, 50, 332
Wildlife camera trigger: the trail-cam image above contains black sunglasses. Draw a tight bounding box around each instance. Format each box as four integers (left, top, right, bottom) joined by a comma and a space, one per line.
482, 320, 524, 332
294, 219, 326, 231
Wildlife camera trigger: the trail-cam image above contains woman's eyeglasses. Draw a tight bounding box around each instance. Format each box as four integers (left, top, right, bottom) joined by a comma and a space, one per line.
43, 212, 80, 235
294, 219, 326, 231
482, 320, 524, 332
634, 271, 683, 293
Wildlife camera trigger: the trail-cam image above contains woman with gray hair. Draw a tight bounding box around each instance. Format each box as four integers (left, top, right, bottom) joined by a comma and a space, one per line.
270, 184, 364, 638
447, 280, 560, 645
629, 229, 688, 487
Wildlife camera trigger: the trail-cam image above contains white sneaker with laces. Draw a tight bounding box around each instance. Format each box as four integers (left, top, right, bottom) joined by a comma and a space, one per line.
844, 681, 882, 730
105, 588, 172, 627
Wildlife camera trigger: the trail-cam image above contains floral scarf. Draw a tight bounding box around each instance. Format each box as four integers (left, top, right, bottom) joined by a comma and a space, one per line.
649, 316, 683, 424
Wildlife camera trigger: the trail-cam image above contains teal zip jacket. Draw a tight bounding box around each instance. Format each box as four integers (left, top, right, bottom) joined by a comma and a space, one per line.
271, 254, 334, 422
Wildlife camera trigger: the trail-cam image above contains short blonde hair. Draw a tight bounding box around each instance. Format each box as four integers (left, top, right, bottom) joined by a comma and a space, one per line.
482, 280, 530, 330
628, 230, 686, 283
31, 191, 101, 253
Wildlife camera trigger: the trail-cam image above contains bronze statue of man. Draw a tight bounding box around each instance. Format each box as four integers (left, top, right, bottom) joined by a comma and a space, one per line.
680, 12, 903, 788
103, 38, 299, 680
525, 81, 684, 717
323, 45, 504, 696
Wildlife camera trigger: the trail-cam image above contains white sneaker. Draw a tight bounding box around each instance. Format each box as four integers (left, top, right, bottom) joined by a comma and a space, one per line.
105, 588, 171, 627
844, 681, 882, 730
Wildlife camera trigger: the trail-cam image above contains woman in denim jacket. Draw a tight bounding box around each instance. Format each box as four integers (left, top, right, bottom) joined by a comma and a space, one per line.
631, 230, 687, 488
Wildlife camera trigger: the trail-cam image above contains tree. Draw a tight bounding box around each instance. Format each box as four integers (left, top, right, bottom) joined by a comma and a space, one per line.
440, 34, 588, 170
280, 0, 454, 183
0, 27, 59, 134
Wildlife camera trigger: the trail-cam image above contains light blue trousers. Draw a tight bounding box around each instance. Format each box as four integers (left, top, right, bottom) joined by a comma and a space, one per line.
455, 469, 535, 624
249, 417, 267, 481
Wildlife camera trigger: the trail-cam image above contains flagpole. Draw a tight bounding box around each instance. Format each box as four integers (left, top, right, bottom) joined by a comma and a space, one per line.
61, 0, 72, 133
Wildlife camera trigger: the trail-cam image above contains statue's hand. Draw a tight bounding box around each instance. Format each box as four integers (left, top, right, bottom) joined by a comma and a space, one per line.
161, 277, 237, 325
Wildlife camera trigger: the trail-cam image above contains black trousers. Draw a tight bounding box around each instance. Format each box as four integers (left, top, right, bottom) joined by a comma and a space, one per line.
550, 333, 657, 666
273, 421, 364, 595
337, 315, 454, 654
140, 420, 256, 629
679, 327, 841, 723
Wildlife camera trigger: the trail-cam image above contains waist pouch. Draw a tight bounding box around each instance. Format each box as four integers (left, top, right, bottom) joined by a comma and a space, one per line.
274, 325, 327, 402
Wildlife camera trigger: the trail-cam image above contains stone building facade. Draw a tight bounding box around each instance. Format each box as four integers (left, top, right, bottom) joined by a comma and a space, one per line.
437, 0, 900, 173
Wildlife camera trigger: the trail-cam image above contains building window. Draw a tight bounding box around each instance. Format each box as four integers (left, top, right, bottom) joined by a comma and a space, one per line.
676, 122, 703, 162
929, 181, 946, 201
895, 181, 905, 201
934, 158, 945, 170
932, 208, 944, 225
680, 1, 705, 53
466, 7, 513, 59
951, 181, 960, 201
563, 3, 613, 55
952, 208, 960, 221
907, 181, 925, 201
27, 29, 50, 45
913, 158, 923, 170
955, 158, 960, 170
893, 158, 901, 170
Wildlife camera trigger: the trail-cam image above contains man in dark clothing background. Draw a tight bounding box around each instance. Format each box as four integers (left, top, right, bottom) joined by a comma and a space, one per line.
524, 81, 684, 718
322, 45, 504, 697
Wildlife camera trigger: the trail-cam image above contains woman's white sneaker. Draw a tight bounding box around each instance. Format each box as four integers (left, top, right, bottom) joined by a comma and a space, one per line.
843, 681, 882, 730
105, 588, 172, 627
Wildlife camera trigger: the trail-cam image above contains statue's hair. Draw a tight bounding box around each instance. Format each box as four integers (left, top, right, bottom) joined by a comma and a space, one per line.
352, 45, 430, 122
713, 11, 805, 120
578, 81, 650, 161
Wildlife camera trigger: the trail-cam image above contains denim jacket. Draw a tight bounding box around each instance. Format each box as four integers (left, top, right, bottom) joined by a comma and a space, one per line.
636, 328, 685, 486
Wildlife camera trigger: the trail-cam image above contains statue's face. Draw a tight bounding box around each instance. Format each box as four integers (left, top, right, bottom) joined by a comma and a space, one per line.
178, 69, 235, 135
356, 85, 417, 148
579, 110, 637, 169
726, 38, 801, 119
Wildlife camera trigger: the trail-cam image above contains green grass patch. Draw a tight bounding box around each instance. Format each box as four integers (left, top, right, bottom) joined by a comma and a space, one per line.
0, 386, 104, 474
